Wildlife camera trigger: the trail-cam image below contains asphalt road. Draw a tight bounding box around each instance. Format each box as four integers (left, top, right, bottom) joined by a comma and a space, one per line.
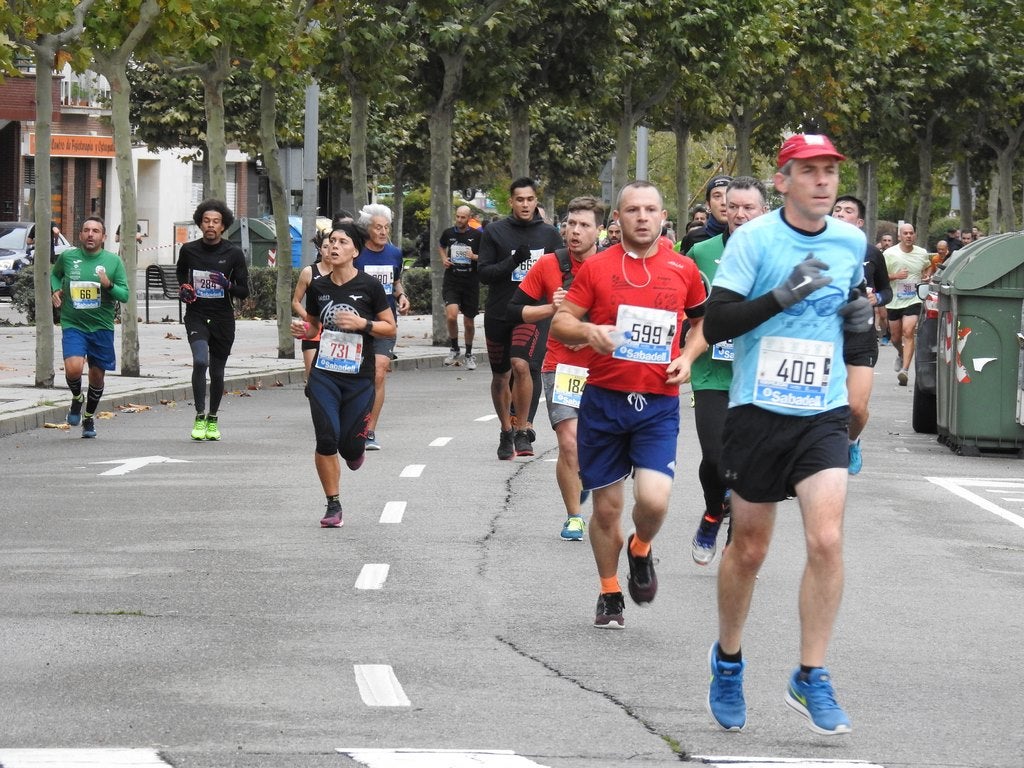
1, 359, 1022, 768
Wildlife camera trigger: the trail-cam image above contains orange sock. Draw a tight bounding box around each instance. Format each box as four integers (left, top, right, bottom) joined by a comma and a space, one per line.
600, 576, 621, 594
629, 535, 651, 558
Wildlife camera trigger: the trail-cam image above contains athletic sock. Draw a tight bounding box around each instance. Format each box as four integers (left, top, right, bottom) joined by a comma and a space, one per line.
66, 376, 82, 398
718, 646, 743, 664
86, 385, 103, 416
629, 535, 651, 558
599, 576, 621, 594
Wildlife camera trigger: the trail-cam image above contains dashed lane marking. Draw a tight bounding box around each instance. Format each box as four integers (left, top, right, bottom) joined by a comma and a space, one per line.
0, 749, 170, 767
355, 564, 390, 590
430, 437, 453, 446
336, 749, 549, 767
926, 477, 1024, 529
353, 664, 410, 707
379, 501, 406, 524
400, 464, 425, 478
692, 758, 883, 767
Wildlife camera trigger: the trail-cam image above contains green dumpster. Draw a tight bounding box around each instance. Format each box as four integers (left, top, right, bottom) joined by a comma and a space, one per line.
934, 232, 1024, 456
225, 217, 278, 267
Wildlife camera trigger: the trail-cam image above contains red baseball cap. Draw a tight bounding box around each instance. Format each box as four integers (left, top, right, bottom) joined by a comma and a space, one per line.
776, 134, 846, 168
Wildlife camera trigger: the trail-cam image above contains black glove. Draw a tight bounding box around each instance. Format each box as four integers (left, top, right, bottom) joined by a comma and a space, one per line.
771, 254, 832, 309
179, 283, 197, 303
513, 247, 532, 266
838, 288, 874, 331
209, 271, 231, 290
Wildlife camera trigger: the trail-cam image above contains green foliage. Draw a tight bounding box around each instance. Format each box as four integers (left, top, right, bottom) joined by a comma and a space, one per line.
400, 268, 433, 315
238, 267, 298, 319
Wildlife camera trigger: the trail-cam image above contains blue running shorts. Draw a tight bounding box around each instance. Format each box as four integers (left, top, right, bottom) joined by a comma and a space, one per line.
61, 327, 116, 371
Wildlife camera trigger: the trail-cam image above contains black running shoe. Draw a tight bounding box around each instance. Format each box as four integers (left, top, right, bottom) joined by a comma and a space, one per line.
67, 395, 84, 426
81, 416, 96, 439
594, 591, 625, 629
626, 532, 657, 604
497, 428, 515, 460
320, 503, 343, 528
513, 429, 533, 456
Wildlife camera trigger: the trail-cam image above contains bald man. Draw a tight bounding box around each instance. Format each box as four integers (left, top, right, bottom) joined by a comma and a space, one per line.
438, 205, 483, 369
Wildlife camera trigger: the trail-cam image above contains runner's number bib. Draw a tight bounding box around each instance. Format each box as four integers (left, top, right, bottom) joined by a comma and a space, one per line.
552, 363, 588, 408
316, 329, 363, 374
69, 280, 101, 310
193, 269, 225, 299
364, 265, 395, 295
450, 243, 472, 266
511, 249, 545, 282
754, 336, 833, 411
611, 305, 675, 364
711, 339, 735, 362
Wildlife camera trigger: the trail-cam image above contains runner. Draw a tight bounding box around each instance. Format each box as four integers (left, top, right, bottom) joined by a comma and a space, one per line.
437, 205, 482, 369
508, 195, 604, 540
682, 177, 769, 566
550, 181, 707, 629
176, 199, 250, 441
290, 221, 396, 528
50, 216, 129, 438
703, 134, 872, 736
291, 229, 333, 386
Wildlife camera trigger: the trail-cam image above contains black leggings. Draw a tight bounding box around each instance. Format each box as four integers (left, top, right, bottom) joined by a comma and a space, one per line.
693, 388, 730, 514
190, 339, 227, 415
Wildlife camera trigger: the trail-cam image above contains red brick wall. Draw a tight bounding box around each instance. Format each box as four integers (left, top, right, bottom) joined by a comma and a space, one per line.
0, 76, 61, 121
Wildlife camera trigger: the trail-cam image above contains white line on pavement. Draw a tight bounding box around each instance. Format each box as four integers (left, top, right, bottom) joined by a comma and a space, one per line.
693, 758, 881, 767
926, 476, 1024, 529
429, 437, 452, 446
475, 414, 498, 422
336, 748, 549, 767
379, 501, 406, 524
400, 464, 425, 478
353, 664, 411, 707
355, 564, 390, 590
0, 749, 170, 767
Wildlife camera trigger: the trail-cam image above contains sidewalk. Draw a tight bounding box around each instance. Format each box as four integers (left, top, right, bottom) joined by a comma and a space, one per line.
0, 300, 453, 437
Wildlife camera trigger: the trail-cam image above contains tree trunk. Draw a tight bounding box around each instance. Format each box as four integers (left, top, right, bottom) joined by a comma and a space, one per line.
671, 108, 690, 227
393, 162, 405, 248
259, 79, 296, 358
914, 118, 936, 248
988, 168, 999, 233
349, 82, 369, 211
955, 157, 972, 230
509, 99, 530, 179
995, 125, 1023, 232
200, 46, 230, 201
101, 63, 141, 376
731, 106, 754, 177
612, 98, 634, 206
859, 160, 879, 245
32, 45, 56, 387
427, 51, 463, 345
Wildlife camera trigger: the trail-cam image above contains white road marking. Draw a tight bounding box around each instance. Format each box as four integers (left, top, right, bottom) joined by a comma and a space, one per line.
400, 464, 425, 478
430, 437, 453, 446
91, 455, 190, 476
336, 749, 549, 767
926, 477, 1024, 529
355, 564, 390, 590
475, 414, 498, 422
353, 664, 410, 707
693, 758, 881, 767
379, 501, 406, 524
0, 749, 170, 766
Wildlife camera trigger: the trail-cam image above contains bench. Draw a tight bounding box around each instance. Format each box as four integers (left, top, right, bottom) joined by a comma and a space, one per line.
144, 264, 182, 323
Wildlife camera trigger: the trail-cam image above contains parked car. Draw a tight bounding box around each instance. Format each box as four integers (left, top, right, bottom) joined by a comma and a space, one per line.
912, 266, 944, 433
0, 222, 72, 298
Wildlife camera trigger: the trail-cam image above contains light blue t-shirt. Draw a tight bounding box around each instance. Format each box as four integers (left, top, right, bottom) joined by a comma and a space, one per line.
713, 208, 866, 416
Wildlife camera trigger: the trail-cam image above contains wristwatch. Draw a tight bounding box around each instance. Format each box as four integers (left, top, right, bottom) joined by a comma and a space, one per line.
365, 318, 374, 334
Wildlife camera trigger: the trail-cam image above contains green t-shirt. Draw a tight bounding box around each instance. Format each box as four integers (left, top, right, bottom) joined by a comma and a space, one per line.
687, 234, 733, 392
51, 247, 130, 332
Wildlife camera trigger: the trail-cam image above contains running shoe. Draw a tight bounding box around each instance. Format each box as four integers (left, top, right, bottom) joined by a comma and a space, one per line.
625, 532, 657, 604
443, 348, 460, 366
497, 428, 515, 460
365, 430, 381, 450
465, 353, 477, 370
691, 516, 721, 565
205, 415, 221, 441
320, 502, 343, 528
785, 667, 852, 735
514, 429, 534, 457
897, 369, 908, 386
593, 591, 625, 629
707, 643, 746, 731
848, 439, 863, 475
560, 515, 586, 541
346, 453, 365, 471
191, 414, 207, 441
67, 394, 84, 426
81, 415, 96, 439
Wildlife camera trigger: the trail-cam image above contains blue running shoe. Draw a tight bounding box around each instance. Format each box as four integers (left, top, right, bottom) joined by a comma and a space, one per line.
848, 439, 863, 475
560, 515, 585, 541
67, 394, 84, 426
707, 643, 746, 731
785, 667, 852, 735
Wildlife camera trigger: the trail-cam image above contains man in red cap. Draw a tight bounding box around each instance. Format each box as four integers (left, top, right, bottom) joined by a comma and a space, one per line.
701, 134, 873, 736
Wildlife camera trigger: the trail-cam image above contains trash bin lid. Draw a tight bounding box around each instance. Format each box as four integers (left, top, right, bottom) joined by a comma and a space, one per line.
940, 232, 1024, 292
